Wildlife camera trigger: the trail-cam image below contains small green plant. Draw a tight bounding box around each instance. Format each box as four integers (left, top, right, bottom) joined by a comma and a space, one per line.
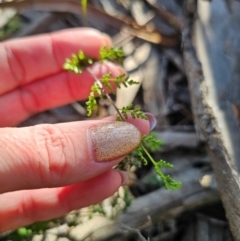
64, 47, 181, 190
8, 220, 58, 241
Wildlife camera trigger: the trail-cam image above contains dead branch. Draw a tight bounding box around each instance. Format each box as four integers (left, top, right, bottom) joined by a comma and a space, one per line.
0, 0, 178, 46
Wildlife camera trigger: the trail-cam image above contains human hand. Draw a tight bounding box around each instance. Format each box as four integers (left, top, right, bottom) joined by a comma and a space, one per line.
0, 28, 152, 232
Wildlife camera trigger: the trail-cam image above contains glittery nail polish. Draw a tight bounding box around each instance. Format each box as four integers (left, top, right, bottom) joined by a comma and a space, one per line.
88, 122, 141, 162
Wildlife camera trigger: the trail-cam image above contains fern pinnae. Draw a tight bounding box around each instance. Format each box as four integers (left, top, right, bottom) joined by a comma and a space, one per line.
86, 67, 125, 120
64, 46, 182, 190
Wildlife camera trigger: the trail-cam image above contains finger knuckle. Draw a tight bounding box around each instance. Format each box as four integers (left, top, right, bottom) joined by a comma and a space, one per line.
33, 124, 70, 185
17, 192, 38, 223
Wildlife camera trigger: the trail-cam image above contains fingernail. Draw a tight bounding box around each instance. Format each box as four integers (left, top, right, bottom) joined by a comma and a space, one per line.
91, 62, 108, 76
90, 62, 125, 79
145, 113, 157, 130
101, 33, 112, 46
88, 122, 141, 162
118, 170, 129, 185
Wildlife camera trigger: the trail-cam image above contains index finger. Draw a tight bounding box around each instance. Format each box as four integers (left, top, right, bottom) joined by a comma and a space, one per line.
0, 28, 111, 95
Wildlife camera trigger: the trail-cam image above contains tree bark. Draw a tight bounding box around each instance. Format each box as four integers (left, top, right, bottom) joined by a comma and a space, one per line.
183, 0, 240, 240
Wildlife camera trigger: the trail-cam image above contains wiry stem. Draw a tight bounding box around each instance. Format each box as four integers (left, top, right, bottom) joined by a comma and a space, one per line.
86, 67, 125, 120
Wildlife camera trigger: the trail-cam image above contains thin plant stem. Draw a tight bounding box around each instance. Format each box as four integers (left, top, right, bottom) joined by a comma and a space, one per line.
141, 145, 157, 165
81, 0, 88, 26
86, 67, 125, 120
141, 144, 164, 176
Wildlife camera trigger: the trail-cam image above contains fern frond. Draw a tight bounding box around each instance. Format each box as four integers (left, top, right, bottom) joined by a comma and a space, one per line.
142, 134, 163, 152
116, 105, 148, 121
101, 73, 113, 90
63, 51, 94, 73
86, 92, 97, 116
136, 145, 148, 165
64, 48, 182, 190
100, 46, 124, 63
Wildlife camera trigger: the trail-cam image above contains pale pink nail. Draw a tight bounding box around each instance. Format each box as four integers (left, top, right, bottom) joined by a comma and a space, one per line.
145, 113, 157, 130
118, 170, 129, 185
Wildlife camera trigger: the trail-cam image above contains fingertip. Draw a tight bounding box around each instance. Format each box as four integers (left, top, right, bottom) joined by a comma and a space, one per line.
74, 28, 112, 46
51, 28, 113, 63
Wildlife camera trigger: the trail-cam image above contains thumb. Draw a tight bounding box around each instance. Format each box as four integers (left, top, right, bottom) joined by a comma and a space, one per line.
0, 117, 150, 193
